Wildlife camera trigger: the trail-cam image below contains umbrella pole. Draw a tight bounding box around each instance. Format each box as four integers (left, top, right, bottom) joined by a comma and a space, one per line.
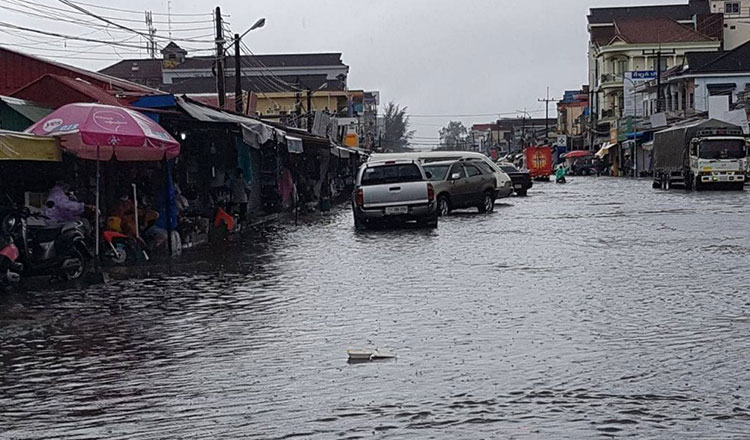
163, 158, 173, 258
132, 183, 139, 239
95, 145, 101, 269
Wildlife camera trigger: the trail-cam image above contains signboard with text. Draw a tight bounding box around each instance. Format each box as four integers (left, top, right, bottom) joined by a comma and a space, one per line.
624, 71, 657, 118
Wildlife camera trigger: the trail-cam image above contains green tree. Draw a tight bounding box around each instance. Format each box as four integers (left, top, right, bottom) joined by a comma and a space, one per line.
437, 120, 468, 150
381, 102, 415, 152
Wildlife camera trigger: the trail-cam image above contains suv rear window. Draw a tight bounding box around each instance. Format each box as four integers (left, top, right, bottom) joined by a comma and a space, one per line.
361, 164, 423, 186
473, 161, 495, 175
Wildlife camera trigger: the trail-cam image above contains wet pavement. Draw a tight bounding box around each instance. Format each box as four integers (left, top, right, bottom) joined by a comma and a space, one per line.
1, 177, 750, 439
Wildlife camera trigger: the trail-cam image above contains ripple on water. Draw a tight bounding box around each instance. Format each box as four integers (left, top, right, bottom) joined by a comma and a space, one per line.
1, 178, 750, 438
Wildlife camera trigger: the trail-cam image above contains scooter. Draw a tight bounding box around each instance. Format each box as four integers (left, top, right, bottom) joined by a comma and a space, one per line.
0, 234, 22, 291
101, 230, 149, 265
556, 175, 567, 184
4, 206, 92, 282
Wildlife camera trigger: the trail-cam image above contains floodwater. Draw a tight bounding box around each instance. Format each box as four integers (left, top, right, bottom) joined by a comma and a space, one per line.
1, 177, 750, 439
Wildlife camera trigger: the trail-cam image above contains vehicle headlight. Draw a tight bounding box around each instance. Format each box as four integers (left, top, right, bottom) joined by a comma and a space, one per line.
2, 215, 16, 234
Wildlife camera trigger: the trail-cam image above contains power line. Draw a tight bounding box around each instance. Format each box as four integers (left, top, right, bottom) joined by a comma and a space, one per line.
61, 0, 213, 17
6, 0, 212, 25
56, 0, 215, 44
0, 21, 146, 49
408, 110, 547, 118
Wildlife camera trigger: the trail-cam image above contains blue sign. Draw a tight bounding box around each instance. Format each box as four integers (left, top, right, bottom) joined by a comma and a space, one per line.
630, 71, 657, 80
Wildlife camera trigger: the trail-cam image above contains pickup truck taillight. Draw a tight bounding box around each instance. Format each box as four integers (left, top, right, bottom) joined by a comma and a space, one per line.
427, 183, 435, 202
356, 188, 364, 206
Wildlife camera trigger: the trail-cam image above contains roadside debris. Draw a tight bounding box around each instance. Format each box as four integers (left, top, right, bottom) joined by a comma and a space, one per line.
347, 348, 396, 362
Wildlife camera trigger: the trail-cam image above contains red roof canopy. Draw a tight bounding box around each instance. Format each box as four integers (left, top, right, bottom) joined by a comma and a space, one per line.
12, 74, 126, 109
0, 47, 164, 98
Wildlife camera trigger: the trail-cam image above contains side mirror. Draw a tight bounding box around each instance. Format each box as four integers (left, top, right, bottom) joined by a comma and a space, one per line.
451, 173, 462, 180
425, 171, 433, 179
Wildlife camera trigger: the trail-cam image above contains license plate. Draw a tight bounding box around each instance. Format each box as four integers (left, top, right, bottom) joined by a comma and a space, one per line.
514, 184, 523, 189
385, 206, 408, 215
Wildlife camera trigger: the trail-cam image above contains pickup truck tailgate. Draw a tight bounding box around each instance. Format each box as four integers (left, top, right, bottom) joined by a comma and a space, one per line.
363, 182, 429, 207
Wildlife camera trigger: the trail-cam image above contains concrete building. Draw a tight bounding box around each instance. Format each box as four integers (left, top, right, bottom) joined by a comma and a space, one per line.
588, 12, 720, 127
557, 87, 590, 140
706, 0, 750, 49
637, 39, 750, 117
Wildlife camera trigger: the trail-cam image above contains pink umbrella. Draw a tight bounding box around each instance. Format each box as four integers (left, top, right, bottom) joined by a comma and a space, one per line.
562, 150, 592, 159
26, 103, 180, 161
26, 103, 181, 262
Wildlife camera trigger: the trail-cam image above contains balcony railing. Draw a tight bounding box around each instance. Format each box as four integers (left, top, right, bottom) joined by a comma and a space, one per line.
600, 109, 616, 120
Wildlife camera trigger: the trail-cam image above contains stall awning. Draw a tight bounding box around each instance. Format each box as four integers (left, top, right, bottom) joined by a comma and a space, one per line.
332, 144, 364, 158
0, 130, 61, 162
286, 136, 304, 154
0, 96, 52, 123
595, 142, 616, 159
176, 96, 256, 125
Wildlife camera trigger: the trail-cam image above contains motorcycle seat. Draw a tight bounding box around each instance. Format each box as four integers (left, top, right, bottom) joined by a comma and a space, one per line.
29, 225, 64, 243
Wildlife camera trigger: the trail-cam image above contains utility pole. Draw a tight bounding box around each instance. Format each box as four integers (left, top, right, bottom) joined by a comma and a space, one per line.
215, 6, 226, 109
643, 48, 675, 113
519, 108, 528, 150
307, 88, 313, 133
538, 86, 558, 144
145, 11, 156, 58
234, 33, 243, 113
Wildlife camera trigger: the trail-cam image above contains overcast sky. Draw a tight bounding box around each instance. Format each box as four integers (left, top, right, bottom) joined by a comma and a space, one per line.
3, 0, 681, 144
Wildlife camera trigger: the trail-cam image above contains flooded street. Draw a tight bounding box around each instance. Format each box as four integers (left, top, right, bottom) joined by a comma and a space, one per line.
2, 177, 750, 439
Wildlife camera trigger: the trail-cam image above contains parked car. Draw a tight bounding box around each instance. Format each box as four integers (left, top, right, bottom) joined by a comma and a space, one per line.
352, 160, 437, 229
498, 163, 533, 196
369, 151, 513, 200
570, 158, 598, 176
423, 160, 497, 216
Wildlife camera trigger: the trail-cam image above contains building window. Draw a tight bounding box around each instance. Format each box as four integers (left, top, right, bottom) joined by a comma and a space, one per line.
725, 2, 740, 14
617, 59, 628, 75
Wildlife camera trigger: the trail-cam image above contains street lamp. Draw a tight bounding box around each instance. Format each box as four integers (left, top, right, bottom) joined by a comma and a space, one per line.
230, 18, 267, 113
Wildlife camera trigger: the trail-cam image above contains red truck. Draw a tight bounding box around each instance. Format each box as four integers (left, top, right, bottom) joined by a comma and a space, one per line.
525, 146, 553, 181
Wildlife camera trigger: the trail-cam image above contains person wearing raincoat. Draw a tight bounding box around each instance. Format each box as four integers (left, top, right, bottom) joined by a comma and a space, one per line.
44, 182, 93, 224
555, 164, 568, 184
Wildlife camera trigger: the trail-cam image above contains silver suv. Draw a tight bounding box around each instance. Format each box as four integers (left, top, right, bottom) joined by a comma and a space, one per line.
422, 160, 497, 216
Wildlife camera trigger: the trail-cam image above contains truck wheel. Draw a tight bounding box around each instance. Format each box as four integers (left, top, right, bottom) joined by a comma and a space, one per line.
516, 189, 528, 197
353, 214, 366, 230
420, 213, 438, 229
684, 173, 693, 191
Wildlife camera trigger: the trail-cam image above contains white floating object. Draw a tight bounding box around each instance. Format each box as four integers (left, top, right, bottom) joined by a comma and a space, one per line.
347, 348, 396, 361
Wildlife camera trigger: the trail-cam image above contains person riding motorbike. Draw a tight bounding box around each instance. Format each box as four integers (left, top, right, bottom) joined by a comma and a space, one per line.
555, 164, 568, 184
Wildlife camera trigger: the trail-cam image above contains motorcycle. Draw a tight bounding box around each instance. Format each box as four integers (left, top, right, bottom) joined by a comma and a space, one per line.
3, 206, 92, 282
556, 175, 567, 184
0, 234, 22, 291
101, 230, 149, 265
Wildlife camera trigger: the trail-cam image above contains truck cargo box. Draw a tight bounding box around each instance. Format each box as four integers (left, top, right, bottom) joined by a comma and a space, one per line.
653, 119, 742, 169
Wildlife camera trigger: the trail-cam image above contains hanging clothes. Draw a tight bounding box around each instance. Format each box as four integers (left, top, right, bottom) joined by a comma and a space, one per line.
279, 167, 295, 209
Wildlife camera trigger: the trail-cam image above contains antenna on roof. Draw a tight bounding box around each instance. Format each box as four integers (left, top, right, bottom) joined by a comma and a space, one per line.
145, 11, 157, 59
168, 1, 173, 39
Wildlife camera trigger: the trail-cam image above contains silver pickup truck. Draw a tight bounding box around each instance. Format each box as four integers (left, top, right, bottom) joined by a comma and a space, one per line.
352, 160, 438, 229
